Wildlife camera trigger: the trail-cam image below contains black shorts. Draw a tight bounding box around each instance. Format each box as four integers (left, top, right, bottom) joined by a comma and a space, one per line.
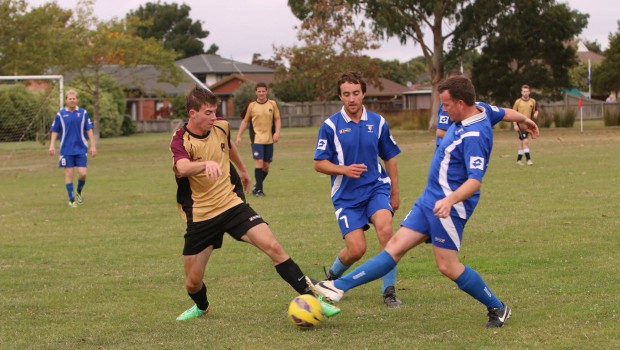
183, 203, 266, 255
517, 130, 529, 140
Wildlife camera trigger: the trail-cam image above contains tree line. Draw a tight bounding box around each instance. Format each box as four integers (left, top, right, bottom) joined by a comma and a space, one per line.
1, 0, 619, 133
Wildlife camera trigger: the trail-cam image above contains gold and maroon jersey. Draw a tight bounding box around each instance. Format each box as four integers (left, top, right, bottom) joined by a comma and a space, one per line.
170, 121, 243, 223
242, 99, 280, 144
513, 98, 537, 120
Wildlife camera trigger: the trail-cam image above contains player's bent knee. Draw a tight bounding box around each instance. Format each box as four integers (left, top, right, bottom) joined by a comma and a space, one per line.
347, 245, 367, 261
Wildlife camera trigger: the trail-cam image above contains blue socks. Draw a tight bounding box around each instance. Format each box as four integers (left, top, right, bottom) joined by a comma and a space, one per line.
454, 265, 502, 309
66, 183, 74, 201
381, 266, 397, 294
334, 250, 396, 292
329, 256, 350, 277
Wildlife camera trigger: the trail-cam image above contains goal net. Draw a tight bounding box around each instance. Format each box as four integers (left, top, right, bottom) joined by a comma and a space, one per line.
0, 75, 64, 169
0, 75, 64, 143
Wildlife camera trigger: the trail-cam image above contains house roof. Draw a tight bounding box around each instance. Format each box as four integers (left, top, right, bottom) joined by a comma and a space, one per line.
176, 54, 274, 74
574, 40, 605, 64
63, 65, 195, 96
107, 65, 195, 96
208, 73, 276, 91
366, 78, 414, 97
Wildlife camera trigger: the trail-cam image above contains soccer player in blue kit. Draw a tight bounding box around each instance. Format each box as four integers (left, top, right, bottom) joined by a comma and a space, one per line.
308, 76, 539, 327
435, 103, 453, 147
313, 71, 402, 307
49, 90, 97, 207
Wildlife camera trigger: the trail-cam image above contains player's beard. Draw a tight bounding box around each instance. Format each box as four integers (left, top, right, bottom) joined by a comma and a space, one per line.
345, 103, 361, 118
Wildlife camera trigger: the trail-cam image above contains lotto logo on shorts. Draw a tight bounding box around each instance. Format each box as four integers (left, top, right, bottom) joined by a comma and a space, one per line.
469, 156, 485, 170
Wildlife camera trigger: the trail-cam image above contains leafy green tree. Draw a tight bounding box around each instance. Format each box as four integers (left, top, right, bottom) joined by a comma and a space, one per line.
276, 0, 381, 102
127, 1, 217, 59
48, 0, 182, 138
468, 1, 588, 105
288, 0, 503, 124
0, 0, 72, 75
582, 39, 603, 54
593, 22, 620, 95
377, 58, 426, 86
233, 82, 259, 117
67, 74, 125, 138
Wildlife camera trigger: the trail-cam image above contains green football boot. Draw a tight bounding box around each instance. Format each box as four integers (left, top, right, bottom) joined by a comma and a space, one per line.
176, 304, 209, 321
318, 295, 341, 317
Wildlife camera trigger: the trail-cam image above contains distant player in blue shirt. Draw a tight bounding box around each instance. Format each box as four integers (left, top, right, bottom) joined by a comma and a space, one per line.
435, 103, 453, 147
308, 76, 540, 327
48, 90, 97, 207
313, 71, 402, 307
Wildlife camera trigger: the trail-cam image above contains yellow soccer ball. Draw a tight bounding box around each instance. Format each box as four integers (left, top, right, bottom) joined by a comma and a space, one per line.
287, 294, 323, 329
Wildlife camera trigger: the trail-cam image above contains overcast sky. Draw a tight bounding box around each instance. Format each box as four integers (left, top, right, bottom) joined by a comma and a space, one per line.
27, 0, 619, 63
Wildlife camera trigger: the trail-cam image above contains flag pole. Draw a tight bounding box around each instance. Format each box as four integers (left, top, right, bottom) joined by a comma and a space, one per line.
588, 59, 592, 99
578, 95, 583, 133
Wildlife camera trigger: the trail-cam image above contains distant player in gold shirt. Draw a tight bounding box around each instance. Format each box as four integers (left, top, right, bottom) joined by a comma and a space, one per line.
512, 84, 538, 165
236, 82, 281, 197
170, 85, 340, 321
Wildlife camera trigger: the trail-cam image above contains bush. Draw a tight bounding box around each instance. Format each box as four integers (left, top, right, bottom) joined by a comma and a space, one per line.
384, 109, 431, 130
603, 108, 620, 126
68, 74, 125, 138
0, 84, 56, 142
553, 108, 576, 128
537, 107, 554, 128
121, 115, 137, 136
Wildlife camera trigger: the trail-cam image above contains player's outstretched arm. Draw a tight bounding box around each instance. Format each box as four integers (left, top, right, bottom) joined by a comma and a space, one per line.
502, 108, 540, 139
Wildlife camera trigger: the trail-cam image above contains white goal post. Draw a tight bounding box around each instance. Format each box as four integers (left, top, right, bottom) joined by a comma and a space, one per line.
0, 75, 64, 111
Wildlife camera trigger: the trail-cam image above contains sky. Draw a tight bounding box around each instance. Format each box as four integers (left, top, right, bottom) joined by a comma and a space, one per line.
27, 0, 619, 64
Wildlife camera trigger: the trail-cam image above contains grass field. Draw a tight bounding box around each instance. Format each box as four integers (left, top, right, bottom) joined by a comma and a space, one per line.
1, 120, 619, 349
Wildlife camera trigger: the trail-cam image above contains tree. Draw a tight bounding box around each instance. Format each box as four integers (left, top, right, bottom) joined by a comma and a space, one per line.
276, 0, 381, 102
468, 1, 588, 105
0, 0, 72, 75
582, 39, 603, 54
127, 1, 217, 59
51, 0, 182, 139
593, 22, 620, 95
289, 0, 505, 125
377, 58, 426, 86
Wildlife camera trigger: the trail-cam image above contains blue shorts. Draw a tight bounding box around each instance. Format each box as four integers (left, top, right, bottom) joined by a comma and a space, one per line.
400, 200, 466, 251
59, 154, 87, 168
335, 192, 392, 237
251, 144, 274, 162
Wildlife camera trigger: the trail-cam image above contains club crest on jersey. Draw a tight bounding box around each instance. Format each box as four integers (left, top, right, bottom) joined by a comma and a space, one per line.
366, 125, 374, 133
469, 156, 485, 170
339, 128, 351, 134
220, 142, 225, 152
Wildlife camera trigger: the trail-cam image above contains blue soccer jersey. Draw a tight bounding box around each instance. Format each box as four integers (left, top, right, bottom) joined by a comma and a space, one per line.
436, 103, 453, 146
50, 107, 93, 156
420, 102, 505, 219
314, 106, 401, 207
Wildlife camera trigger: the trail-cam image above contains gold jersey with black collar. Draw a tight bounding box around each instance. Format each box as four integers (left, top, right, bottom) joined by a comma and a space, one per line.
170, 121, 243, 223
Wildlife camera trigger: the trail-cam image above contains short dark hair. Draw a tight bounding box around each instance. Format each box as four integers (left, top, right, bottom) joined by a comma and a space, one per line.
521, 84, 530, 90
337, 71, 366, 95
438, 76, 476, 106
185, 85, 220, 114
255, 82, 268, 90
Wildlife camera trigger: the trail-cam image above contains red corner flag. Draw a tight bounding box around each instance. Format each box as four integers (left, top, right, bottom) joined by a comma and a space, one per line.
578, 96, 583, 109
